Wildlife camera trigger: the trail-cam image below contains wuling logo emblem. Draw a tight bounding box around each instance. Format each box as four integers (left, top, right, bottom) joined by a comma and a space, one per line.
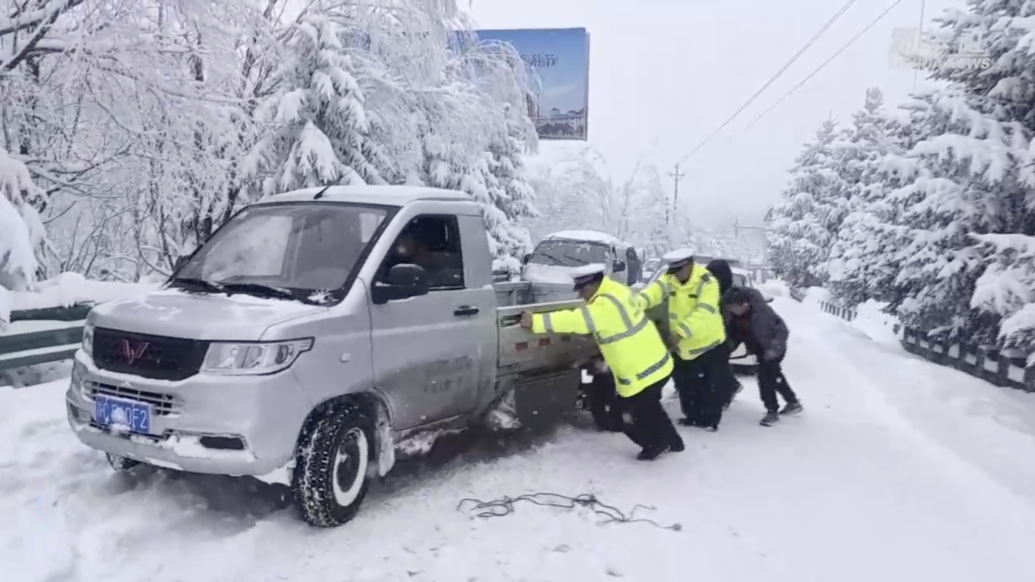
119, 339, 149, 365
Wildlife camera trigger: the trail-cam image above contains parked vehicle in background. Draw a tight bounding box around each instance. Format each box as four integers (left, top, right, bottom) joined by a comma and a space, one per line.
521, 231, 643, 286
66, 185, 601, 528
642, 257, 660, 282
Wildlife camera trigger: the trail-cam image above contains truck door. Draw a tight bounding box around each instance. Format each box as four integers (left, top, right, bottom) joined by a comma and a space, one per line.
368, 214, 486, 429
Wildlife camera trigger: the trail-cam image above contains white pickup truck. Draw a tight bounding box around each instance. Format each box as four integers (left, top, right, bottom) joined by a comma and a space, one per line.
66, 185, 600, 527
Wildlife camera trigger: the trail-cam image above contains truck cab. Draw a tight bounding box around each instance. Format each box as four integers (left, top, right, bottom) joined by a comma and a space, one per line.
65, 185, 597, 528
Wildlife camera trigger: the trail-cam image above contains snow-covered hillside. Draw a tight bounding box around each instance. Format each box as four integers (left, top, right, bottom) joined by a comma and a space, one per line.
4, 299, 1035, 582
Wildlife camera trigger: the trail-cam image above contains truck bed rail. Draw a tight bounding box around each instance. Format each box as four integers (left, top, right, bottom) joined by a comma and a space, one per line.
497, 300, 598, 377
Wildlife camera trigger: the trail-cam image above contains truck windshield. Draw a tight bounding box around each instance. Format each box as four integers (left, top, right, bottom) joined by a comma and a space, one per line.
529, 239, 608, 267
174, 203, 387, 297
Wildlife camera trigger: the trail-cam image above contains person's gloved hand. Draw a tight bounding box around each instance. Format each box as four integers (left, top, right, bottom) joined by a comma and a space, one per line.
666, 334, 680, 352
520, 311, 533, 329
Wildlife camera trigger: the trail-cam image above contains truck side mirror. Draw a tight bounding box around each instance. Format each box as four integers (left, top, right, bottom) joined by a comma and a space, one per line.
612, 259, 626, 271
522, 252, 532, 264
372, 264, 429, 304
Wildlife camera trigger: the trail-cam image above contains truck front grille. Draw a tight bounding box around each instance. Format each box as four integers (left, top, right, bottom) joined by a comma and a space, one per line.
86, 381, 182, 416
93, 327, 208, 381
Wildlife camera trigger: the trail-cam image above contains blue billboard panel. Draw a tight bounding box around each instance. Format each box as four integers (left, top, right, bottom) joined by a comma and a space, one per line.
473, 28, 590, 141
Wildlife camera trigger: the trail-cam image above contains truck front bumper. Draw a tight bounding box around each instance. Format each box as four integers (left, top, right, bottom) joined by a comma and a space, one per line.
65, 350, 313, 478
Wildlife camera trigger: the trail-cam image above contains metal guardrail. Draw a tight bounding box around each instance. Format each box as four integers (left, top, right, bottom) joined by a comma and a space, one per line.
0, 304, 91, 371
818, 300, 857, 322
900, 327, 1035, 393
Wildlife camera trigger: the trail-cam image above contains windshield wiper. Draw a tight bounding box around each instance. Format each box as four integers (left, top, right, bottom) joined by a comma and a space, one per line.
219, 282, 318, 304
533, 251, 567, 266
170, 277, 224, 293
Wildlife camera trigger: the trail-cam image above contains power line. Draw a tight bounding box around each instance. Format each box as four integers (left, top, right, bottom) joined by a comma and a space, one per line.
738, 0, 907, 134
674, 0, 861, 166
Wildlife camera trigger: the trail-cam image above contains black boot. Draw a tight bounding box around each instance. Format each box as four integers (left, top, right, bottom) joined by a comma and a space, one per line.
780, 401, 803, 416
636, 446, 669, 461
760, 410, 779, 426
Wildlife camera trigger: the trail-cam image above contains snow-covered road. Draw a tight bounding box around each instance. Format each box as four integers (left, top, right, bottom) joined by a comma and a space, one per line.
4, 298, 1035, 582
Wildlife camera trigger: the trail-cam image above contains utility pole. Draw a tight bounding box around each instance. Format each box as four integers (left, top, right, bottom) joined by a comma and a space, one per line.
668, 163, 686, 223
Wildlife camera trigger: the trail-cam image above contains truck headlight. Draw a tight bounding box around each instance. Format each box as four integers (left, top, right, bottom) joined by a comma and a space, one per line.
82, 322, 94, 359
201, 339, 313, 375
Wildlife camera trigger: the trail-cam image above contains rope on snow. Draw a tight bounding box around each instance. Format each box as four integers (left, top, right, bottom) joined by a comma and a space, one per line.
457, 492, 682, 532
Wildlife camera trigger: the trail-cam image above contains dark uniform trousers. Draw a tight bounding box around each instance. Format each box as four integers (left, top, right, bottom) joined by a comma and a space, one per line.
621, 376, 684, 453
757, 354, 798, 412
709, 342, 740, 407
588, 372, 624, 432
673, 347, 729, 428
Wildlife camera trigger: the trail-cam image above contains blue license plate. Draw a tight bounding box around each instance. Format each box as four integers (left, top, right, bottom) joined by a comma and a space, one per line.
94, 395, 152, 434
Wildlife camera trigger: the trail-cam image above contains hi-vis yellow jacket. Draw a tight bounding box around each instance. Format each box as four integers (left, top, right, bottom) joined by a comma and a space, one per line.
531, 277, 673, 398
633, 267, 726, 361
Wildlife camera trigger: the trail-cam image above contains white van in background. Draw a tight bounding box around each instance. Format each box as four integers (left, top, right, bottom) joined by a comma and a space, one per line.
521, 230, 643, 286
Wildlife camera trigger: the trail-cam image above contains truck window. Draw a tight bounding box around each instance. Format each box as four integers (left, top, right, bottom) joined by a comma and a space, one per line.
184, 203, 388, 291
381, 215, 464, 290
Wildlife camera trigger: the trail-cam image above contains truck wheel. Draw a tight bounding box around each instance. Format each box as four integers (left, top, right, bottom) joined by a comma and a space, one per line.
106, 453, 140, 472
292, 405, 374, 527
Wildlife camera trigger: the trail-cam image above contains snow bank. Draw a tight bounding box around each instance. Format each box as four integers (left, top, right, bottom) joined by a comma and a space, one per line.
757, 279, 789, 298
850, 300, 900, 345
8, 272, 159, 312
522, 263, 575, 285
802, 286, 831, 306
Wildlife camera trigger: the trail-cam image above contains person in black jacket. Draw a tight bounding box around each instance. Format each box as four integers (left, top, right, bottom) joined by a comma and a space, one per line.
705, 259, 744, 410
722, 286, 803, 426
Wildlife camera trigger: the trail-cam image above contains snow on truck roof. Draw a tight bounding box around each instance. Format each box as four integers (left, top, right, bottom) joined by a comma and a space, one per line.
258, 185, 472, 207
544, 230, 624, 245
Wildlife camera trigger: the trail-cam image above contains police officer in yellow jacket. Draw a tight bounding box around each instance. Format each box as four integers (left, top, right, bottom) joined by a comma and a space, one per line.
633, 249, 727, 431
520, 264, 684, 460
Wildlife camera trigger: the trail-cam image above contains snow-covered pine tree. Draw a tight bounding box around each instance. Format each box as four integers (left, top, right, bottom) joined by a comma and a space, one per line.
879, 88, 1034, 343
484, 103, 539, 272
417, 31, 540, 272
246, 13, 386, 195
825, 88, 909, 305
767, 119, 846, 289
914, 0, 1035, 355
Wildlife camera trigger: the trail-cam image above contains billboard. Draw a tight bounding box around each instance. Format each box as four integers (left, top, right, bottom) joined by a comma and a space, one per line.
473, 28, 590, 141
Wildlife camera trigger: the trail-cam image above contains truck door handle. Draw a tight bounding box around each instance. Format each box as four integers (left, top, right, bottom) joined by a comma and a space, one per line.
454, 305, 479, 317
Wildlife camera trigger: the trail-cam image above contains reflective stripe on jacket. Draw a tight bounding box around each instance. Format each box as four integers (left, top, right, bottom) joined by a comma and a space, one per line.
531, 277, 673, 398
633, 266, 726, 361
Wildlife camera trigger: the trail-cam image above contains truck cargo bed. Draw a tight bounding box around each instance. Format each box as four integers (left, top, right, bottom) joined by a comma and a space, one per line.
496, 294, 598, 377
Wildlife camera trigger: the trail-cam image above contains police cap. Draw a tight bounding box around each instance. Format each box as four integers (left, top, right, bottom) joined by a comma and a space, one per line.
662, 248, 695, 273
570, 263, 606, 290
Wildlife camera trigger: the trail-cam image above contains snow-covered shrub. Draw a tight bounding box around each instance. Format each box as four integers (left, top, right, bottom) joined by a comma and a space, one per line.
0, 147, 42, 291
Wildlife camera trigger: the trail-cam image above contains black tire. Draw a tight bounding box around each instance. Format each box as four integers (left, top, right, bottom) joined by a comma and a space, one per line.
106, 453, 140, 472
292, 405, 375, 527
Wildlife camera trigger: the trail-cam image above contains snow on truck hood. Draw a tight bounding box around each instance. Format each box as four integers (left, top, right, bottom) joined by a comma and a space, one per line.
521, 263, 576, 285
88, 288, 325, 341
